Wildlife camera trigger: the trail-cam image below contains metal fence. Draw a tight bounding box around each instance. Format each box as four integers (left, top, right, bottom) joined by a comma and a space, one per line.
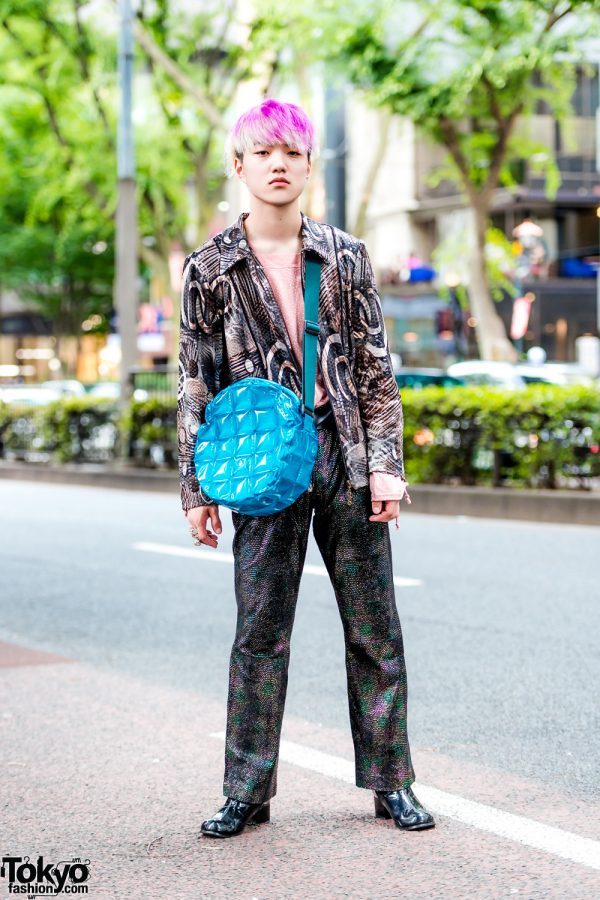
129, 365, 178, 401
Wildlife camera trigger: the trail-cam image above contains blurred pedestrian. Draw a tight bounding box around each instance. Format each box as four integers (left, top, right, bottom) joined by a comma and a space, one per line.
177, 98, 434, 838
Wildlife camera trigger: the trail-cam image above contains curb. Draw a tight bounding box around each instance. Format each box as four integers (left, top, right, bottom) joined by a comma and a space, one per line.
0, 461, 176, 494
1, 461, 598, 526
407, 483, 599, 526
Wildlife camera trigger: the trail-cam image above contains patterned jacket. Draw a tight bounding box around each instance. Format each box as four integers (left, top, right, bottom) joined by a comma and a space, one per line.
177, 211, 406, 512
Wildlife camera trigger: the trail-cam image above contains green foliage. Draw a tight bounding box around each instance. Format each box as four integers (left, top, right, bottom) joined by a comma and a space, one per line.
433, 224, 518, 307
0, 0, 279, 346
0, 3, 119, 334
256, 0, 600, 202
402, 384, 600, 488
38, 397, 120, 462
0, 396, 119, 462
119, 397, 177, 467
2, 386, 599, 490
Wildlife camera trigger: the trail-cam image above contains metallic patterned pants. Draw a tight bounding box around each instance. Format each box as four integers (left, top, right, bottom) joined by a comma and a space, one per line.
223, 416, 416, 803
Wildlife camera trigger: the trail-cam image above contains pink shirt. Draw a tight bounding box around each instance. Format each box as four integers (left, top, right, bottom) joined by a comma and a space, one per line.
254, 249, 409, 503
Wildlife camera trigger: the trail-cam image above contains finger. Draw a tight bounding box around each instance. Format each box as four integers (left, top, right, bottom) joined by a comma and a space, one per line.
369, 501, 396, 523
195, 522, 218, 548
209, 507, 222, 535
369, 512, 395, 522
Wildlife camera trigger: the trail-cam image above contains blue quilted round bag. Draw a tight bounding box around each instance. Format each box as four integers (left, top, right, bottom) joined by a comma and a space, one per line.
193, 378, 318, 515
193, 258, 323, 516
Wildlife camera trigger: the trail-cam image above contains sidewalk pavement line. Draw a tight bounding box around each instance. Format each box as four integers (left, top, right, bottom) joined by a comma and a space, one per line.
132, 542, 423, 588
208, 730, 600, 872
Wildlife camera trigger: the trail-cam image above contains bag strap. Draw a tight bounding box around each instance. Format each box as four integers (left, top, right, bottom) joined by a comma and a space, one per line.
301, 257, 322, 417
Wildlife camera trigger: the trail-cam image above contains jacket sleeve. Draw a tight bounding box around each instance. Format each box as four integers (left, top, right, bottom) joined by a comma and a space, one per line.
351, 240, 406, 480
177, 255, 224, 512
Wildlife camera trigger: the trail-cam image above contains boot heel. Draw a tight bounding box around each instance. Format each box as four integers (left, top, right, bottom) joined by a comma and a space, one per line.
374, 795, 391, 819
251, 802, 270, 824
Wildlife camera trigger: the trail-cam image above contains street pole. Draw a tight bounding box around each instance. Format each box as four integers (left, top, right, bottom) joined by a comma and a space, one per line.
323, 78, 347, 230
116, 0, 138, 414
596, 73, 600, 333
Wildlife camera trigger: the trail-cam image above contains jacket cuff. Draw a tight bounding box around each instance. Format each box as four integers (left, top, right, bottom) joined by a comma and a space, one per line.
181, 478, 216, 512
369, 471, 411, 504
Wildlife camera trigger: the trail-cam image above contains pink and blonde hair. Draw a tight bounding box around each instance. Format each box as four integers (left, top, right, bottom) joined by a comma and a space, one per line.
224, 98, 318, 177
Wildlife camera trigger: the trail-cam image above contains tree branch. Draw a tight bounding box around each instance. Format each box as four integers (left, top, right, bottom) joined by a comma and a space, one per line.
438, 115, 472, 188
128, 11, 226, 131
37, 5, 113, 143
73, 0, 113, 139
484, 101, 525, 196
2, 17, 109, 209
352, 109, 392, 238
545, 2, 573, 31
481, 72, 503, 127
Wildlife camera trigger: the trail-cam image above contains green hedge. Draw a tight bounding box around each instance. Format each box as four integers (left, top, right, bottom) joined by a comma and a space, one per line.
402, 384, 600, 488
119, 397, 177, 467
0, 397, 120, 463
1, 384, 599, 488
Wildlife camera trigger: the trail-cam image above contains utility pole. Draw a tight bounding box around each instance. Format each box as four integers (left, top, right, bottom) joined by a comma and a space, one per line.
596, 60, 600, 333
115, 0, 138, 412
323, 79, 347, 230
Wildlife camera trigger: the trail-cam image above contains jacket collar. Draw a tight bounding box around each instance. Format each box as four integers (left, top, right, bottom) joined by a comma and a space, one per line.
218, 210, 331, 275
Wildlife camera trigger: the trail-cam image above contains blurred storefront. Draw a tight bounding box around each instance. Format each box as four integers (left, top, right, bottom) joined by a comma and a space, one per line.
346, 64, 599, 364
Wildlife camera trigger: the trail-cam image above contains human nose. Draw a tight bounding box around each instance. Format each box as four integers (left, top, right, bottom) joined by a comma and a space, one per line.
269, 150, 287, 170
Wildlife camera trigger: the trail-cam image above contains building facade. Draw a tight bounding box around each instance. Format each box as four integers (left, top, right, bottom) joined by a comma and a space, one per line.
345, 65, 600, 366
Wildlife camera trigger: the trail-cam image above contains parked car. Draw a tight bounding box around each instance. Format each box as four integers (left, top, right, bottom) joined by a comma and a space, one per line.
446, 361, 526, 388
0, 385, 62, 406
394, 368, 465, 389
87, 382, 120, 400
40, 379, 86, 397
514, 363, 594, 387
88, 382, 148, 401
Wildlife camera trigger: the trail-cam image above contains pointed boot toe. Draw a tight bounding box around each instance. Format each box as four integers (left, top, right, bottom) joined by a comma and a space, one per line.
200, 798, 271, 838
374, 787, 435, 831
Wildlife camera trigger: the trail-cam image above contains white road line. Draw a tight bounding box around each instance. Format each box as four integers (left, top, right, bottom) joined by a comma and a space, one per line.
132, 542, 422, 588
209, 730, 600, 872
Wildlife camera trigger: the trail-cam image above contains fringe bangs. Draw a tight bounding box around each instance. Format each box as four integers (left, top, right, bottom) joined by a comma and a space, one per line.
224, 98, 317, 177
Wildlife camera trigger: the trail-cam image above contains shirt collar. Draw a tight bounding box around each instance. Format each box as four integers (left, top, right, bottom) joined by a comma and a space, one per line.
218, 211, 331, 275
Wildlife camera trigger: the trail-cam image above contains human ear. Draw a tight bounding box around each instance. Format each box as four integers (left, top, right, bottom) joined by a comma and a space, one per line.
233, 155, 245, 181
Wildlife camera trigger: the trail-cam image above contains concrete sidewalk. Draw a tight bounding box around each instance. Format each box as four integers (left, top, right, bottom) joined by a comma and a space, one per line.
1, 460, 599, 525
2, 639, 600, 899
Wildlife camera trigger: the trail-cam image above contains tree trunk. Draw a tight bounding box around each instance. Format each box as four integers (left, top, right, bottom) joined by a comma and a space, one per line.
352, 110, 392, 238
469, 200, 517, 362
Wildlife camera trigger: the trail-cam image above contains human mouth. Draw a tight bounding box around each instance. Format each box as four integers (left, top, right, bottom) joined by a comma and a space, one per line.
269, 178, 290, 185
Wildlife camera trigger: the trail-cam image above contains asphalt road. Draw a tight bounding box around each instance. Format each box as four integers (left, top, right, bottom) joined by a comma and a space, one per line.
2, 479, 598, 797
1, 479, 600, 898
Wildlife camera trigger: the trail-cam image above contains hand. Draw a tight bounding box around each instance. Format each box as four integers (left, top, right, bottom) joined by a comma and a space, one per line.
369, 499, 400, 524
185, 504, 222, 549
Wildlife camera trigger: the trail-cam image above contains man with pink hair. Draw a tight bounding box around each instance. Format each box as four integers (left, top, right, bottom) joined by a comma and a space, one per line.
178, 98, 434, 838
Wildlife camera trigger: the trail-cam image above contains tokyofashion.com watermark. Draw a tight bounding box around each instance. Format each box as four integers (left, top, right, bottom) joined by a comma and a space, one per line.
1, 855, 91, 896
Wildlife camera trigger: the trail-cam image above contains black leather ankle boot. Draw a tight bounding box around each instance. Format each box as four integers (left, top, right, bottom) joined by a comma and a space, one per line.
374, 787, 435, 830
200, 797, 271, 838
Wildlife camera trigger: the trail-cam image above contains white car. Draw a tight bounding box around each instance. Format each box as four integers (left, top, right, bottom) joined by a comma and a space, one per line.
515, 363, 594, 387
446, 361, 525, 388
40, 379, 86, 397
0, 385, 62, 406
88, 382, 120, 400
88, 382, 148, 401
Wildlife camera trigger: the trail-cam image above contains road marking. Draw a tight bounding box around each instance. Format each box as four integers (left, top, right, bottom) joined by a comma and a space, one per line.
132, 542, 422, 587
209, 730, 600, 872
